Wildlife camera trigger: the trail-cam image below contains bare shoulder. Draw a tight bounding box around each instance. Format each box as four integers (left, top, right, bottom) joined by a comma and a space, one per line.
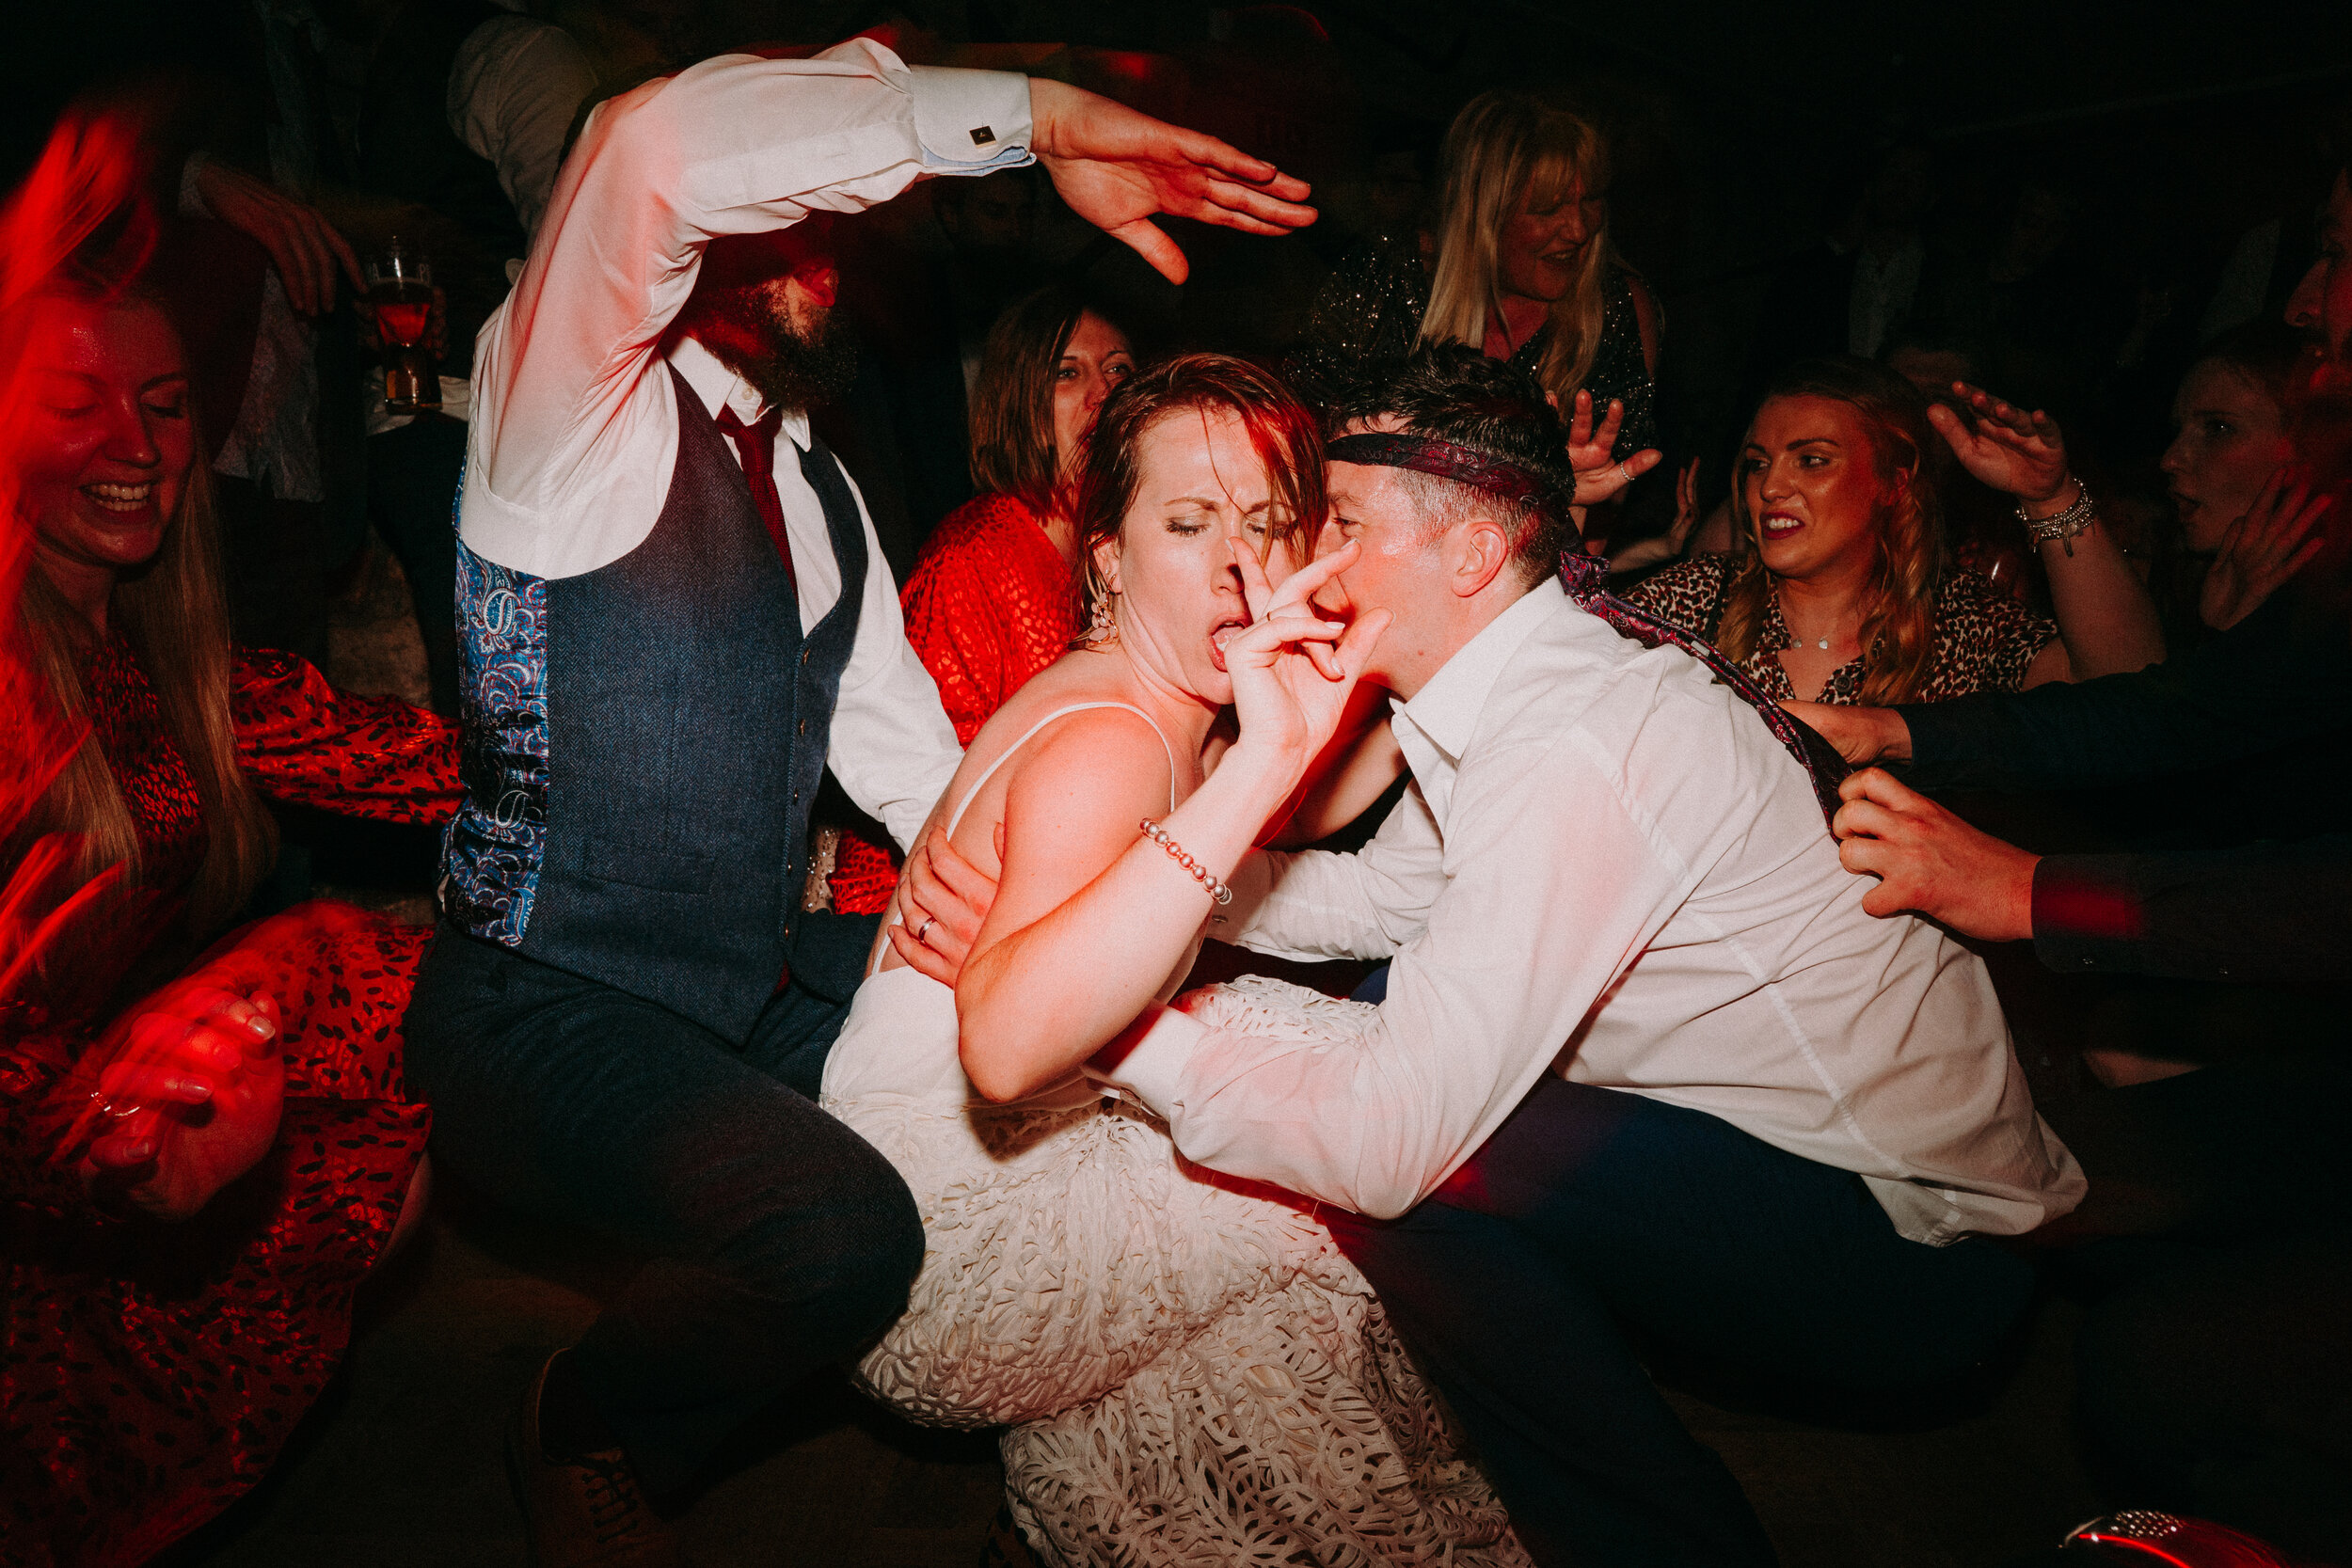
1003, 704, 1178, 816
947, 666, 1182, 848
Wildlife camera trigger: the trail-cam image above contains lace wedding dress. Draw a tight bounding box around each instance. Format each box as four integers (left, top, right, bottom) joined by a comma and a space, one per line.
819, 705, 1526, 1568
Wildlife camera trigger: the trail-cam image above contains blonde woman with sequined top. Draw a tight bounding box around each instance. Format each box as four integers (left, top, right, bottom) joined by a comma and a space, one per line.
1295, 90, 1659, 460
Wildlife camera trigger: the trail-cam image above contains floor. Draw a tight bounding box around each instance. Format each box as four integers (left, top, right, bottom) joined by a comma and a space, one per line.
167, 1192, 2102, 1568
165, 542, 2108, 1566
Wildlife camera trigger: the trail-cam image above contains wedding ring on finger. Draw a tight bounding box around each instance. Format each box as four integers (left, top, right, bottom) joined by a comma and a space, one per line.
914, 916, 936, 946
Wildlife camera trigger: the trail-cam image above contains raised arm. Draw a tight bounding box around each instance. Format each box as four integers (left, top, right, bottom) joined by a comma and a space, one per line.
1929, 383, 2164, 684
474, 39, 1311, 527
474, 40, 1034, 516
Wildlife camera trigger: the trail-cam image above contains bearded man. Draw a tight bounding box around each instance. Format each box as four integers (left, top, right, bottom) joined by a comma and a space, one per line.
400, 39, 1311, 1567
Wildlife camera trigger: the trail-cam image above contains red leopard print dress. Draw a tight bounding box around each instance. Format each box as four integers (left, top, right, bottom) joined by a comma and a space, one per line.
1, 636, 460, 1568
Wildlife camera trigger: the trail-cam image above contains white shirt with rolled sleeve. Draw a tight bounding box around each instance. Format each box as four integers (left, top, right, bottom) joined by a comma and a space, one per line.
1101, 578, 2087, 1243
462, 40, 1033, 853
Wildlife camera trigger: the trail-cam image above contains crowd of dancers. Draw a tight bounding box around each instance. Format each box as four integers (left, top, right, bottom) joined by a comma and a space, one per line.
4, 23, 2349, 1568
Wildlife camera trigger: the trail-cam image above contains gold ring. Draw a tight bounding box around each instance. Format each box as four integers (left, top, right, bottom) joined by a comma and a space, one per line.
915, 916, 936, 945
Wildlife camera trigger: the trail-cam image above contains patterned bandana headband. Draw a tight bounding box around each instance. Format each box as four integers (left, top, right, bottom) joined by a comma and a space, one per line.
1324, 428, 1852, 829
1325, 432, 1567, 528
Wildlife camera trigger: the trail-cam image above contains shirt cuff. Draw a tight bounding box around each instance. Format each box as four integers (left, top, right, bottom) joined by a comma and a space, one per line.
1085, 1001, 1204, 1117
2030, 854, 2148, 974
907, 67, 1035, 170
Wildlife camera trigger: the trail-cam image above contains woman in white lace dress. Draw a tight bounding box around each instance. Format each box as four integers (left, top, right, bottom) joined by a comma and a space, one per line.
820, 355, 1527, 1566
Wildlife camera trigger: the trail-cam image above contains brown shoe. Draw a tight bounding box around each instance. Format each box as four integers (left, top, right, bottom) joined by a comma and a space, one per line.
508, 1354, 686, 1568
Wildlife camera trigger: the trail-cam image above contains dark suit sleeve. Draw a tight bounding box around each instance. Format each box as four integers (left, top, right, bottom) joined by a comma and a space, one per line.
1896, 600, 2352, 794
2032, 834, 2352, 985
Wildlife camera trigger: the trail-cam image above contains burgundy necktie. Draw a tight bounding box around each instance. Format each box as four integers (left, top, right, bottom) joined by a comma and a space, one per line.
1557, 550, 1851, 828
714, 404, 798, 589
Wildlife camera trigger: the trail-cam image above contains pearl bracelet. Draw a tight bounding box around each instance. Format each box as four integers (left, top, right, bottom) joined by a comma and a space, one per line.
1139, 819, 1233, 906
2015, 475, 2097, 556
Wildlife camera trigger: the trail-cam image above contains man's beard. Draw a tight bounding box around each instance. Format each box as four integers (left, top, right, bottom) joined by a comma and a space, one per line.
704, 287, 859, 412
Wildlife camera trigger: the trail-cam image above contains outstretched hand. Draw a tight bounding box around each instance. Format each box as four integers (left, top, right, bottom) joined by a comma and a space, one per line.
2201, 464, 2332, 631
1831, 768, 2038, 941
1564, 388, 1664, 507
1927, 382, 2071, 506
1027, 78, 1315, 283
1220, 538, 1388, 784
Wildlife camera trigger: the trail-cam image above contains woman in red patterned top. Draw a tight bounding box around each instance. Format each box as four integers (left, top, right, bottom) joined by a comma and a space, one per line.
1623, 356, 2164, 704
829, 287, 1134, 911
0, 215, 461, 1561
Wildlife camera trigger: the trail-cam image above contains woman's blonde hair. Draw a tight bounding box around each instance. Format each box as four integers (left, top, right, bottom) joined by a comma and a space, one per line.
1719, 357, 1945, 706
1420, 90, 1618, 405
0, 98, 278, 943
15, 384, 278, 939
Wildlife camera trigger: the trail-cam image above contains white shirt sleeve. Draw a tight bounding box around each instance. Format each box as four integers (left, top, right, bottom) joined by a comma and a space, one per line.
446, 16, 600, 244
469, 40, 1031, 535
1221, 782, 1450, 962
1100, 728, 1692, 1219
822, 465, 962, 851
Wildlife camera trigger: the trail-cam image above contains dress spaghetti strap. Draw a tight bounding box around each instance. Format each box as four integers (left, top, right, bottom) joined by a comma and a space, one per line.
942, 702, 1178, 839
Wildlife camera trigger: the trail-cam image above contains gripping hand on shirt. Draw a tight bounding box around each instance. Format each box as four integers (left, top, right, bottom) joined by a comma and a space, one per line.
1832, 768, 2037, 942
1027, 78, 1315, 284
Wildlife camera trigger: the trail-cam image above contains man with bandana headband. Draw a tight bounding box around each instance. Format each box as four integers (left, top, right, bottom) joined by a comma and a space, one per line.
399, 40, 1312, 1567
1054, 345, 2088, 1566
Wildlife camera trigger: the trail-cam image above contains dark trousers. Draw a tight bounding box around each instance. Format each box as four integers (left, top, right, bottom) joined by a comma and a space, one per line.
1328, 1076, 2037, 1568
404, 923, 922, 1496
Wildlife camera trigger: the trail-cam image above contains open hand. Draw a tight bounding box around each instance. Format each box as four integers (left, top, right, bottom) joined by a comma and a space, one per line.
1831, 768, 2037, 940
888, 826, 1000, 986
2201, 464, 2332, 631
1027, 77, 1315, 283
1565, 388, 1664, 506
1927, 382, 2071, 506
191, 156, 362, 316
77, 978, 285, 1222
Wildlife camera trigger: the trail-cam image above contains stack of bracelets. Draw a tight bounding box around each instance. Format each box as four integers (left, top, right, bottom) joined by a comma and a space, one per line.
1139, 818, 1234, 906
2015, 474, 2097, 555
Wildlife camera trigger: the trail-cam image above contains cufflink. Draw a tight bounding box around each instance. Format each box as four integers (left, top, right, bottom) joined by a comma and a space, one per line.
970, 125, 995, 146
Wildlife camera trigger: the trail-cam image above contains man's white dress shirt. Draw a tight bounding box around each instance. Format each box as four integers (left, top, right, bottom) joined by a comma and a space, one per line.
1104, 580, 2087, 1243
463, 40, 1032, 853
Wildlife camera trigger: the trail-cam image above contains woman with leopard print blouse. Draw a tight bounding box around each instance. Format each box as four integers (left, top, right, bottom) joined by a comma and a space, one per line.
1623, 357, 2164, 705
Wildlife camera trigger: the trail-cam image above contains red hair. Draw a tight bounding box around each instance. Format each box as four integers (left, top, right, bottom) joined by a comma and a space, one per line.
1069, 354, 1327, 621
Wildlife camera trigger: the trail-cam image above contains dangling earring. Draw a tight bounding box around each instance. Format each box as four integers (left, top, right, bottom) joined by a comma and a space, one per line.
1084, 588, 1120, 647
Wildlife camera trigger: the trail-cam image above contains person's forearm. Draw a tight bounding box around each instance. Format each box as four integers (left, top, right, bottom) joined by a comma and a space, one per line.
2032, 499, 2165, 680
958, 743, 1298, 1101
1898, 602, 2352, 792
1263, 712, 1403, 848
2033, 836, 2352, 985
